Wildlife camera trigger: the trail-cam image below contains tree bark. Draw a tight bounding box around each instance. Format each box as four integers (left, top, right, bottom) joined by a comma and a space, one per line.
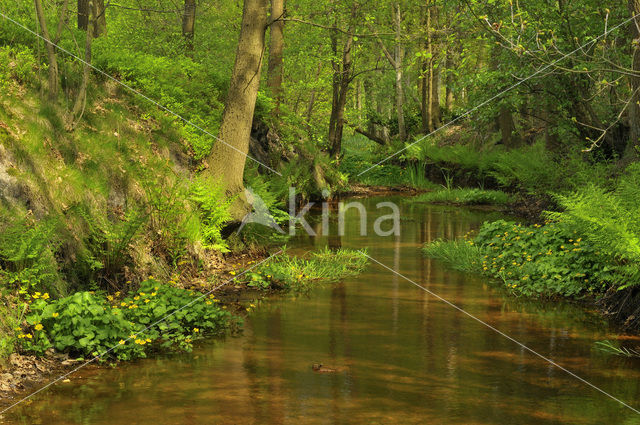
393, 3, 406, 141
329, 32, 353, 159
207, 0, 269, 215
268, 0, 284, 115
34, 0, 58, 100
71, 0, 94, 125
626, 0, 640, 162
78, 0, 105, 37
429, 3, 441, 129
182, 0, 196, 51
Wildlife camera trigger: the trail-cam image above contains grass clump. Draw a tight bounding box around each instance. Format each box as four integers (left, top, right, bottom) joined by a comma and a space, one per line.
413, 188, 512, 205
241, 248, 369, 290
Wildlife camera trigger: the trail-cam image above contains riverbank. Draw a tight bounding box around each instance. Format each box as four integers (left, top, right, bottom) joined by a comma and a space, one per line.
0, 247, 368, 404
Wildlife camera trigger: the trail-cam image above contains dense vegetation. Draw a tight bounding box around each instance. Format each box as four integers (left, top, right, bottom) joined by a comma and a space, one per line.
1, 0, 640, 367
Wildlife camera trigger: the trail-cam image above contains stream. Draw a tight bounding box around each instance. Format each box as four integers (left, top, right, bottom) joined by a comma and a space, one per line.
4, 196, 640, 424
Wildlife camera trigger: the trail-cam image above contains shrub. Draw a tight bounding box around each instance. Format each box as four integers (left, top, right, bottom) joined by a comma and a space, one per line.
190, 177, 233, 253
0, 214, 63, 296
424, 219, 618, 297
547, 164, 640, 288
20, 280, 232, 361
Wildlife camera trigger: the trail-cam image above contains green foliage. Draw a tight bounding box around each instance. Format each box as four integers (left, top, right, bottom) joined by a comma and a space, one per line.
547, 164, 640, 288
0, 214, 62, 296
21, 280, 232, 360
242, 249, 369, 290
0, 45, 36, 88
425, 218, 619, 297
413, 188, 512, 205
190, 177, 233, 252
422, 240, 483, 273
473, 220, 613, 297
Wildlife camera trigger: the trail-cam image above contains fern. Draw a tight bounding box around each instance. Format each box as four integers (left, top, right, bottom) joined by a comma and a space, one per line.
190, 177, 233, 252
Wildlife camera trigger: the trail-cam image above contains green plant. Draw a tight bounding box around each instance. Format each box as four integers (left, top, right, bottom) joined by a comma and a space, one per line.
21, 280, 232, 360
242, 248, 369, 290
413, 188, 511, 205
0, 214, 62, 296
190, 177, 233, 252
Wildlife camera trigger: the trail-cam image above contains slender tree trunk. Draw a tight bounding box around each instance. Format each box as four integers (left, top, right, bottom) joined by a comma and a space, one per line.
207, 0, 269, 215
429, 3, 441, 129
393, 3, 406, 141
329, 33, 353, 159
425, 3, 434, 132
71, 0, 94, 125
328, 28, 341, 150
34, 0, 58, 100
626, 0, 640, 162
306, 63, 322, 125
268, 0, 284, 115
182, 0, 196, 51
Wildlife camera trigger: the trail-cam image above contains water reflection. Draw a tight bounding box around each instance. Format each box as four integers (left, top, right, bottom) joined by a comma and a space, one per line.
4, 198, 640, 424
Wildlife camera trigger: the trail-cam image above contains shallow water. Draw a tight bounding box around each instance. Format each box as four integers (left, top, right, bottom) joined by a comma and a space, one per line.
4, 197, 640, 424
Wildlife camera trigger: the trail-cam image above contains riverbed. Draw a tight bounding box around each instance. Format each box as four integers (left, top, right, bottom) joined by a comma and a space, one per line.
3, 197, 640, 424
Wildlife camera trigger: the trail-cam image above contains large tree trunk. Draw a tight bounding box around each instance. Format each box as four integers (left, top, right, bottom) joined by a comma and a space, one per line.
207, 0, 269, 216
182, 0, 196, 50
267, 0, 284, 115
34, 0, 58, 100
393, 4, 406, 141
71, 0, 94, 125
626, 0, 640, 162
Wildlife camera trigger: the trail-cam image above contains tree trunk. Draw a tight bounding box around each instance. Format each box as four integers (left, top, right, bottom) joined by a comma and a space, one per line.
182, 0, 196, 50
71, 0, 94, 125
79, 0, 105, 36
393, 3, 406, 141
267, 0, 284, 115
34, 0, 58, 100
429, 3, 441, 129
93, 0, 106, 37
425, 3, 434, 132
207, 0, 269, 215
626, 0, 640, 162
78, 0, 89, 30
329, 33, 353, 159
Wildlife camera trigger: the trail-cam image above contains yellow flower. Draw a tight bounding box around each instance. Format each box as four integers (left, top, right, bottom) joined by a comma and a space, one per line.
107, 295, 114, 301
144, 299, 150, 303
52, 312, 59, 318
42, 293, 49, 300
129, 334, 136, 339
25, 334, 32, 339
34, 324, 43, 331
119, 340, 126, 345
229, 271, 236, 275
206, 301, 212, 305
121, 302, 127, 307
193, 328, 200, 333
134, 296, 140, 301
151, 292, 157, 297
